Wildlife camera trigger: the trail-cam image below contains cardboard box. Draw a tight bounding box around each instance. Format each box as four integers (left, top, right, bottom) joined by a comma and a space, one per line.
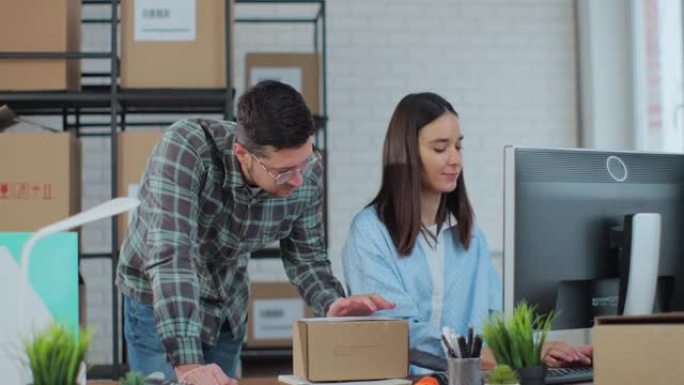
247, 282, 314, 348
293, 318, 408, 382
117, 131, 163, 245
246, 53, 321, 115
594, 312, 684, 385
0, 0, 81, 91
0, 132, 81, 231
121, 0, 233, 88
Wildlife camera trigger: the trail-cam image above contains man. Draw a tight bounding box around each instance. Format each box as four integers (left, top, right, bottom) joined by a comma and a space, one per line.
116, 81, 394, 385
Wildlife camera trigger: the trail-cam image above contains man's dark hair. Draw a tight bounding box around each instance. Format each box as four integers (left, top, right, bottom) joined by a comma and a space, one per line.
236, 80, 314, 156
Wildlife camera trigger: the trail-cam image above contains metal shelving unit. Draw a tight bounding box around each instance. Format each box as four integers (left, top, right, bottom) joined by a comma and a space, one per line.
237, 0, 329, 260
1, 0, 234, 379
0, 0, 327, 378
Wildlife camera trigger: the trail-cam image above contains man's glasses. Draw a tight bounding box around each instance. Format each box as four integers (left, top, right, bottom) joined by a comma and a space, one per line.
248, 149, 321, 185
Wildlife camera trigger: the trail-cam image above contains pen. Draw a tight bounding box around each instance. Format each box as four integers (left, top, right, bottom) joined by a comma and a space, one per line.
456, 334, 469, 358
466, 325, 474, 356
445, 327, 459, 357
471, 334, 483, 358
441, 334, 457, 358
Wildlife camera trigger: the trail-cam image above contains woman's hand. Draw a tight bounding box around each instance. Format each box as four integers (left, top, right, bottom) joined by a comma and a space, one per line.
542, 342, 593, 368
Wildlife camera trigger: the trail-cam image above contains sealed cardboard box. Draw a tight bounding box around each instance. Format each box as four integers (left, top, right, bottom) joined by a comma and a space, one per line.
121, 0, 233, 88
0, 0, 81, 91
117, 131, 163, 244
293, 318, 408, 382
246, 53, 321, 115
593, 312, 684, 385
0, 133, 81, 230
247, 282, 314, 348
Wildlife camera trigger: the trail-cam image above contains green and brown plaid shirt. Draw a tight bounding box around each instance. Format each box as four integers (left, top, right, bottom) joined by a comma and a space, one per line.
116, 118, 344, 366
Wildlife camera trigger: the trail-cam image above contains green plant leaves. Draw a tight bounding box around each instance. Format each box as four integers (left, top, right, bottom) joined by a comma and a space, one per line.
22, 323, 93, 385
487, 364, 519, 385
120, 371, 146, 385
482, 301, 556, 369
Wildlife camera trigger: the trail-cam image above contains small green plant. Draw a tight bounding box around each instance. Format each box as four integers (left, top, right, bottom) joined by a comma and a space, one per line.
483, 301, 556, 369
486, 364, 519, 385
22, 323, 93, 385
120, 371, 146, 385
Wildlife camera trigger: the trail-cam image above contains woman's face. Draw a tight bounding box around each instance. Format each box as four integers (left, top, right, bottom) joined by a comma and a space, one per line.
418, 112, 463, 195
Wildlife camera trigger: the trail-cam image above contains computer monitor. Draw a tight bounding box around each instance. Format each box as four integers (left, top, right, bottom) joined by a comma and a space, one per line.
503, 146, 684, 332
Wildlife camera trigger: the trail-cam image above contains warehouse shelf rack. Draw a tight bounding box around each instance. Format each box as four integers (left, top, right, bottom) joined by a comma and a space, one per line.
0, 0, 328, 378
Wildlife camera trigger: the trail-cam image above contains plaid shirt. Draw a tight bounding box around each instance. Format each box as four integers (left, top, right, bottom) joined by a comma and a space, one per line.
116, 118, 344, 366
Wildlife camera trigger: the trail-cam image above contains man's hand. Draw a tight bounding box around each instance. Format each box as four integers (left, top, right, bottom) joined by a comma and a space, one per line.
542, 342, 593, 368
175, 363, 237, 385
326, 294, 396, 317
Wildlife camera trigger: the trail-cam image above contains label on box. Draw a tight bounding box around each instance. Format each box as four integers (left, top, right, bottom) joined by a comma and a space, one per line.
253, 298, 304, 339
134, 0, 196, 41
250, 67, 303, 93
0, 182, 52, 200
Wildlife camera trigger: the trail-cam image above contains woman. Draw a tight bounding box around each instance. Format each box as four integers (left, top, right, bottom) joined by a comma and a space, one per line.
341, 92, 592, 373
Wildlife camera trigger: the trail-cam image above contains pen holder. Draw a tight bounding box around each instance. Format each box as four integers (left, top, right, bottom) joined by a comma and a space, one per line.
447, 357, 481, 385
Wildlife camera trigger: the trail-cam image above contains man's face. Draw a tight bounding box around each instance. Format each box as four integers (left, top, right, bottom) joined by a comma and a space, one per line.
235, 137, 314, 198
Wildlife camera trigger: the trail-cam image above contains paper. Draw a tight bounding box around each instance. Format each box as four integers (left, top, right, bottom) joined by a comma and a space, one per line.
278, 375, 411, 385
253, 298, 304, 339
250, 67, 303, 93
134, 0, 196, 41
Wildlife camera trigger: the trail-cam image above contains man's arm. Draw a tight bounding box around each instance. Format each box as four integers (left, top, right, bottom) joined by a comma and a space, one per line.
279, 165, 344, 315
138, 123, 205, 366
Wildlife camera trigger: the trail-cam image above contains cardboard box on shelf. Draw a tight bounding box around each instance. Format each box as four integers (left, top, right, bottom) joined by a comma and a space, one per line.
0, 132, 81, 231
0, 0, 81, 91
293, 318, 408, 382
247, 282, 314, 348
593, 312, 684, 385
246, 53, 321, 115
120, 0, 233, 88
117, 131, 163, 245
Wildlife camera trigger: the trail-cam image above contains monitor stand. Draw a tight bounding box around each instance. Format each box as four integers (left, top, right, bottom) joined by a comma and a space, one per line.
618, 213, 661, 315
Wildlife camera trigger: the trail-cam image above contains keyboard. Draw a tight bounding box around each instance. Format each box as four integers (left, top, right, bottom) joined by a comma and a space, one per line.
545, 366, 593, 384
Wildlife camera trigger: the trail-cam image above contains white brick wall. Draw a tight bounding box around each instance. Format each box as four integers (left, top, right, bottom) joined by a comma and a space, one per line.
73, 0, 578, 364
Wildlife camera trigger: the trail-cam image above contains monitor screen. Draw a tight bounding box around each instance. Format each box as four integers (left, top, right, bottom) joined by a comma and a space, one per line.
503, 147, 684, 330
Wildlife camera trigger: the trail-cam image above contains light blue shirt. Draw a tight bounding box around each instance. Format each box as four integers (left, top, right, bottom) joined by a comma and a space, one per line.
342, 207, 502, 372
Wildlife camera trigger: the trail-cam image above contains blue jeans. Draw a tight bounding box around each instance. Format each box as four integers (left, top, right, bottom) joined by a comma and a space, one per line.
123, 295, 245, 380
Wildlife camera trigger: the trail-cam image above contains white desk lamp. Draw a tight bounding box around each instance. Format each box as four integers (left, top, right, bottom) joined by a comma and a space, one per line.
19, 197, 141, 328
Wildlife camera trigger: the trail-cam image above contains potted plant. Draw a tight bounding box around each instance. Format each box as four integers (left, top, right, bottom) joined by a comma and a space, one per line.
482, 301, 556, 385
21, 322, 93, 385
485, 365, 519, 385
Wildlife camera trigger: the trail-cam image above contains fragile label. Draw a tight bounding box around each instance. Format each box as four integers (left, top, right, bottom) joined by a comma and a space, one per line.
0, 182, 52, 200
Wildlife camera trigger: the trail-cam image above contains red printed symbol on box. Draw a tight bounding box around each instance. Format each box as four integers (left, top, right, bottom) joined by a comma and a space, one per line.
43, 183, 52, 200
0, 183, 9, 199
14, 183, 29, 199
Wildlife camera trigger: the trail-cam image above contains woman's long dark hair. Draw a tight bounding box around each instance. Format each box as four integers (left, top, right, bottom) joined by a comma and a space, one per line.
370, 92, 474, 255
